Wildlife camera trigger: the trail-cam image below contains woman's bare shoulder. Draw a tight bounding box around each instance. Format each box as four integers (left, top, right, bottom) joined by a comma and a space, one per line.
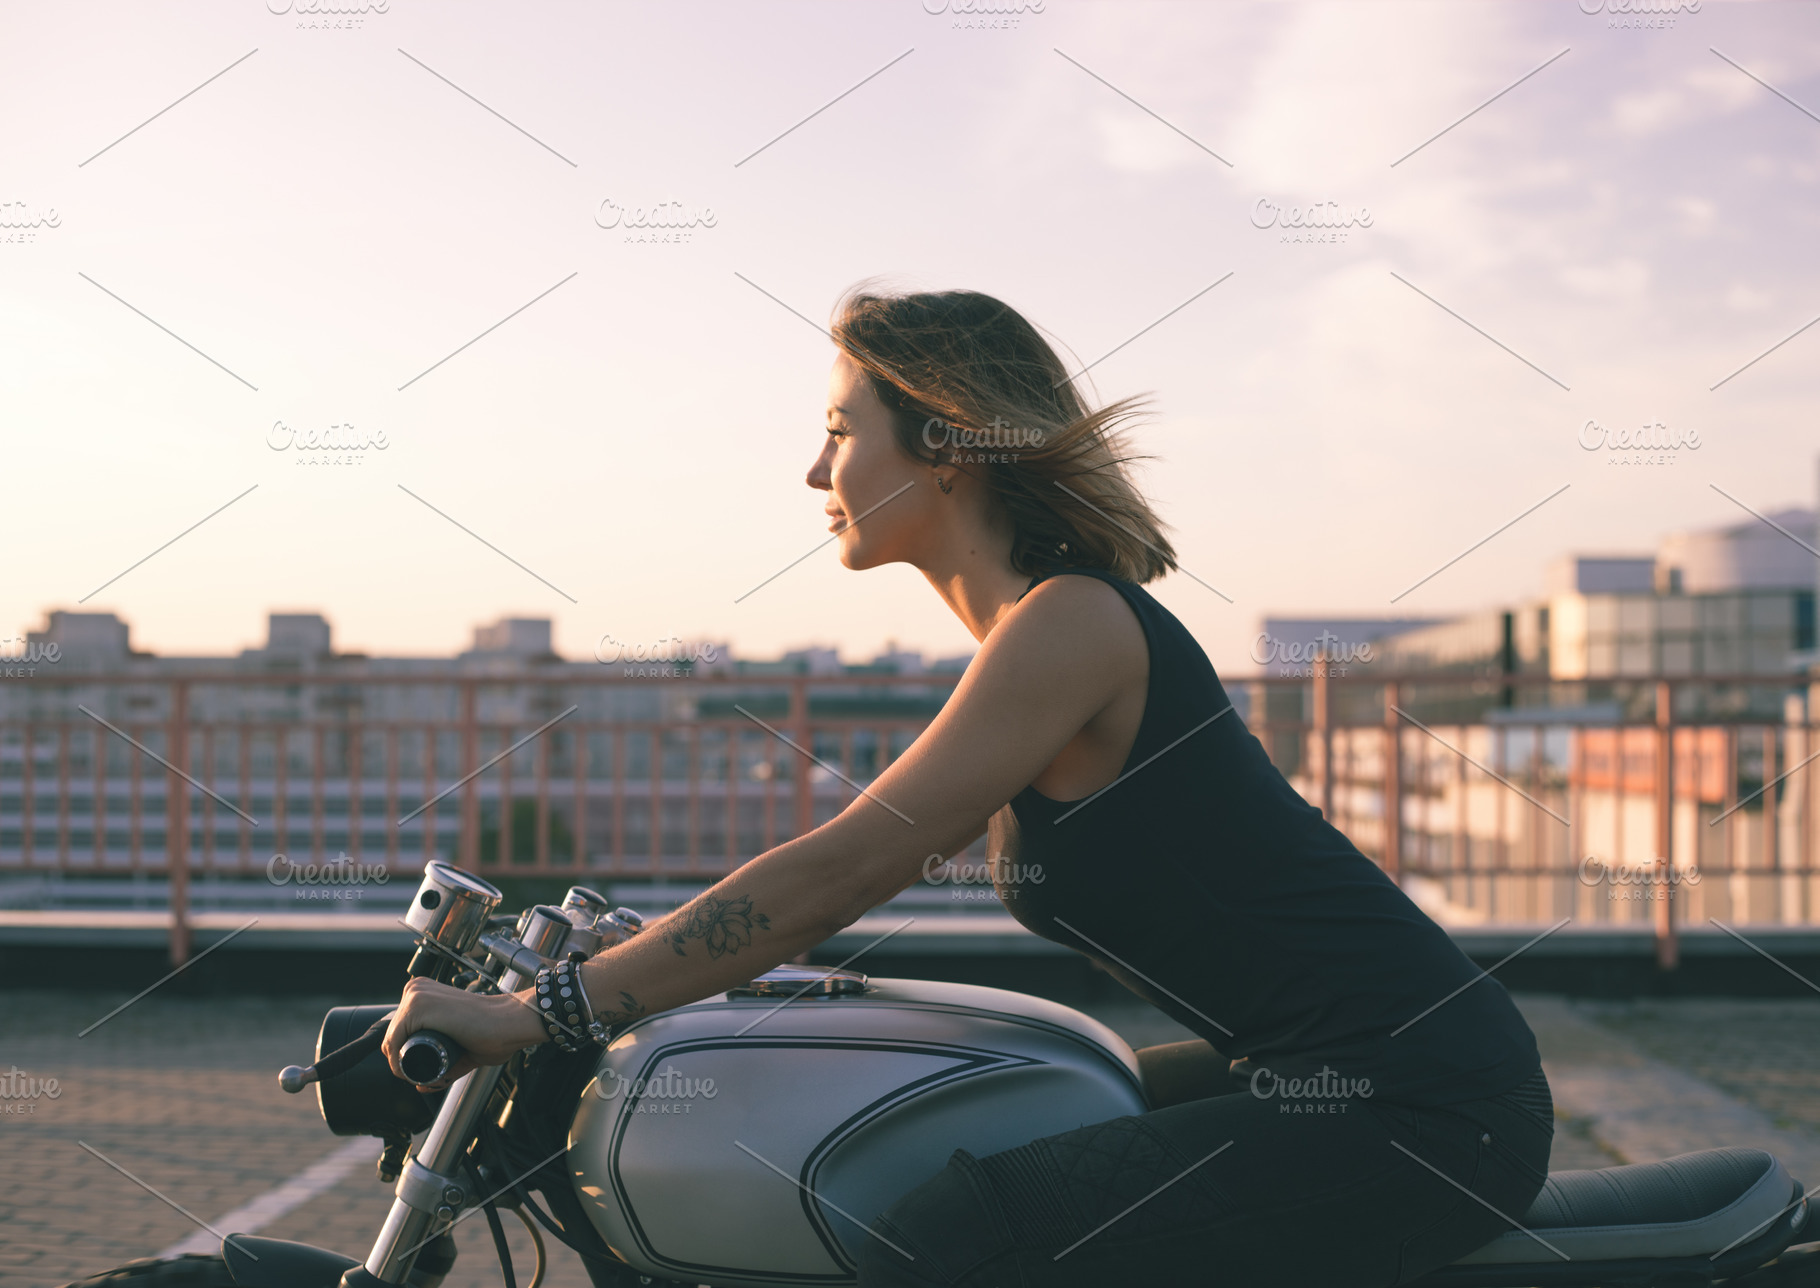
994, 573, 1146, 674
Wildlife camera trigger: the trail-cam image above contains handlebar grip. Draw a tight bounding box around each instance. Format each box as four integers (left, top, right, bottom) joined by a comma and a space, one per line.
398, 1029, 466, 1086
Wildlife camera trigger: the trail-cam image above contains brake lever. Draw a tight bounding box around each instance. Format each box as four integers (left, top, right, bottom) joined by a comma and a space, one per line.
277, 925, 516, 1092
279, 1013, 393, 1093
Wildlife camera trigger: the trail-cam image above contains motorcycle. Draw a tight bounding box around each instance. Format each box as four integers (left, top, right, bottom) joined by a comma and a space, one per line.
60, 860, 1820, 1288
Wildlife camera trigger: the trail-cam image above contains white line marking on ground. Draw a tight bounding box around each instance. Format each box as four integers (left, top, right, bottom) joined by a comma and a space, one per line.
157, 1138, 372, 1257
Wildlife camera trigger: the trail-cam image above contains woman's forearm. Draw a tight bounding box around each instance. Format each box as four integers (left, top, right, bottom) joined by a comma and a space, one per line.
511, 830, 891, 1045
493, 775, 992, 1051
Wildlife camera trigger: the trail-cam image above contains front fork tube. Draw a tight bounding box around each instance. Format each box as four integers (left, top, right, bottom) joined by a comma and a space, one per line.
364, 960, 539, 1283
361, 1060, 508, 1282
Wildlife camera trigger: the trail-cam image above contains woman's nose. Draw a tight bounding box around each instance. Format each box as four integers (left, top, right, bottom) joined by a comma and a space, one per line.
806, 437, 834, 490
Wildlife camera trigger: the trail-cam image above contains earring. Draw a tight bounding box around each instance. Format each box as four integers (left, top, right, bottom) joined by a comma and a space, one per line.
935, 473, 954, 495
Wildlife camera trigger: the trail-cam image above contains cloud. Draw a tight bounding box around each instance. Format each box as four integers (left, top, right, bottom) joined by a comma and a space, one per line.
1724, 281, 1774, 311
1559, 257, 1652, 300
1670, 195, 1717, 236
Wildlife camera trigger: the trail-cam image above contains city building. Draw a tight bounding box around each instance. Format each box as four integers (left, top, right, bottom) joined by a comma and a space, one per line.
464, 617, 556, 661
24, 611, 136, 666
0, 608, 971, 878
1261, 505, 1819, 687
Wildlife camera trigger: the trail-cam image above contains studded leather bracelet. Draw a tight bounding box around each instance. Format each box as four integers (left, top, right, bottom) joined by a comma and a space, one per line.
533, 953, 611, 1053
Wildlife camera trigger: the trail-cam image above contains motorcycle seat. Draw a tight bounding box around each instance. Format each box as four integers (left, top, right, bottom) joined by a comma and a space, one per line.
1452, 1147, 1800, 1265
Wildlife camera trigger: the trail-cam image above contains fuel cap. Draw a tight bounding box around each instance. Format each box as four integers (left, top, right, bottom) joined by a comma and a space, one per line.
727, 964, 868, 998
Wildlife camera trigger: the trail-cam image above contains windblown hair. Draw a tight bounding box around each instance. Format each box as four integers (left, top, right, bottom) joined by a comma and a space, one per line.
830, 283, 1177, 584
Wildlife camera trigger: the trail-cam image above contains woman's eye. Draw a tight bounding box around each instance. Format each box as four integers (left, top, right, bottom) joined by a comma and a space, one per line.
827, 426, 848, 438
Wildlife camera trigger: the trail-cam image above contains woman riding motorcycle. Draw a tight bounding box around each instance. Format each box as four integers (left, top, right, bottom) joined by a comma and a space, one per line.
381, 284, 1554, 1288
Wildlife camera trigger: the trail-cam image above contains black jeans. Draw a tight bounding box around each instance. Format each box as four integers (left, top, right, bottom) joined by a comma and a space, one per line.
856, 1062, 1554, 1288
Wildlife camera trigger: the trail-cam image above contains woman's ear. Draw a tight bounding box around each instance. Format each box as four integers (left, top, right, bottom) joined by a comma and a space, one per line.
930, 446, 955, 494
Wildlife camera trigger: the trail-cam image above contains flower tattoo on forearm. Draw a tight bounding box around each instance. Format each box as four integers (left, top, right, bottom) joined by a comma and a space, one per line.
664, 894, 772, 958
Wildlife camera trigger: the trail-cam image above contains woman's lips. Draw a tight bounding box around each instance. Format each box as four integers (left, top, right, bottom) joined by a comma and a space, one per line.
827, 512, 848, 532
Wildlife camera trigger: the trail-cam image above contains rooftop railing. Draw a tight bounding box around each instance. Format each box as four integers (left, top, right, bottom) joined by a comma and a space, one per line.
1250, 667, 1819, 970
4, 667, 1815, 965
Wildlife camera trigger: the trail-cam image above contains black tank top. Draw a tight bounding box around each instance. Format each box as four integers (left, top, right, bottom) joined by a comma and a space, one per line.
987, 567, 1541, 1107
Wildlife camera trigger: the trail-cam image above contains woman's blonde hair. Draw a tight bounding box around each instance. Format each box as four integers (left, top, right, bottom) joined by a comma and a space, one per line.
830, 283, 1177, 584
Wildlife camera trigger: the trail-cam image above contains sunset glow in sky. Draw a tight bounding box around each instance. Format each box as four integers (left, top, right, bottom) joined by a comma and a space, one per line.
4, 0, 1817, 674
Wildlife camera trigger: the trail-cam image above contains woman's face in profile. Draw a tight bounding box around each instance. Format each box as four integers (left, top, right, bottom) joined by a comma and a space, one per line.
808, 353, 932, 570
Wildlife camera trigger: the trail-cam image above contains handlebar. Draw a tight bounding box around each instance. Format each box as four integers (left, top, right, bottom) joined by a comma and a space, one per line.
278, 876, 631, 1094
278, 1016, 464, 1093
397, 1029, 466, 1086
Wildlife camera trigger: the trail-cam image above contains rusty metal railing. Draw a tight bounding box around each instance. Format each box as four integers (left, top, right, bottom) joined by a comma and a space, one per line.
4, 667, 1817, 965
1248, 668, 1820, 970
0, 672, 964, 961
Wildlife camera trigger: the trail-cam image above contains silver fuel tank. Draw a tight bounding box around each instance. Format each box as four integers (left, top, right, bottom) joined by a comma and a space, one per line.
566, 972, 1147, 1286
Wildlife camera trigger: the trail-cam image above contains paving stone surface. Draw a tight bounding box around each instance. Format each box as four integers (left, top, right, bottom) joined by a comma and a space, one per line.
0, 992, 554, 1288
1514, 994, 1820, 1182
1575, 996, 1820, 1136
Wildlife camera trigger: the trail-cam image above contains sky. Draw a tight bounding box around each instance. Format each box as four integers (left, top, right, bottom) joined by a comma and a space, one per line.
3, 0, 1817, 676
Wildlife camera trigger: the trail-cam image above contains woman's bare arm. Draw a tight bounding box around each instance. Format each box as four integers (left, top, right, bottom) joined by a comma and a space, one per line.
382, 577, 1145, 1080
